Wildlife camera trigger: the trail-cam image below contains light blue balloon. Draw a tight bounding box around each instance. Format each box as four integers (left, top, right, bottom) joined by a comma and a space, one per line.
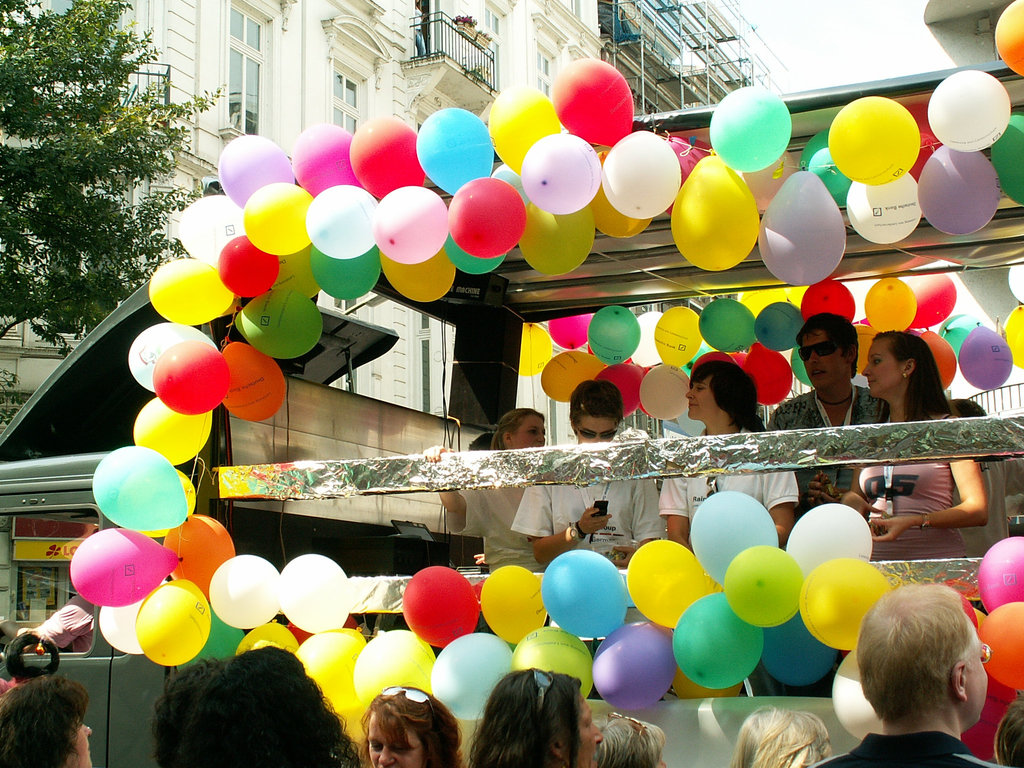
673, 592, 763, 689
305, 185, 377, 260
542, 549, 627, 639
761, 613, 837, 687
709, 86, 792, 173
92, 446, 188, 531
491, 164, 530, 204
754, 301, 803, 351
431, 633, 513, 719
417, 108, 494, 195
690, 491, 778, 583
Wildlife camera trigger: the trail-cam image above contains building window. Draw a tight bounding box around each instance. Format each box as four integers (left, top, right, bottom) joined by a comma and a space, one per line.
229, 8, 263, 134
484, 7, 502, 89
50, 0, 74, 12
420, 338, 431, 410
333, 71, 359, 133
537, 50, 552, 96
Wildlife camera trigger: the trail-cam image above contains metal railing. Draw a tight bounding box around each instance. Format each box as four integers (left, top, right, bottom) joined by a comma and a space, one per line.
122, 64, 171, 107
410, 11, 496, 91
971, 382, 1024, 416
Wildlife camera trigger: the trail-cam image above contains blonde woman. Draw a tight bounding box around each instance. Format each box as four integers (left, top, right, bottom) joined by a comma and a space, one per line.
730, 708, 831, 768
596, 714, 666, 768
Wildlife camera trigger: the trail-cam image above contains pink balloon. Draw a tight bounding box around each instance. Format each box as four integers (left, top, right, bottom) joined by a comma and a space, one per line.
70, 529, 178, 607
372, 186, 449, 265
596, 363, 646, 416
218, 135, 295, 207
549, 314, 594, 350
292, 123, 360, 196
979, 537, 1024, 611
667, 136, 712, 184
520, 134, 602, 215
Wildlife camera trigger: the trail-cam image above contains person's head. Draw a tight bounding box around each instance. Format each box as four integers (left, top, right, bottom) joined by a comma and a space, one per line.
728, 708, 831, 768
858, 584, 987, 729
863, 331, 950, 422
152, 659, 226, 768
569, 381, 623, 444
363, 686, 462, 768
596, 714, 665, 768
174, 646, 360, 768
491, 408, 546, 450
996, 695, 1024, 767
951, 398, 987, 418
687, 360, 764, 433
796, 313, 860, 384
470, 669, 601, 768
0, 674, 91, 768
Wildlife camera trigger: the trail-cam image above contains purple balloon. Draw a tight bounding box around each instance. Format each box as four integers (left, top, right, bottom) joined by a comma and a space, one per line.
958, 326, 1013, 390
292, 124, 361, 197
592, 622, 676, 709
918, 147, 1000, 235
218, 135, 295, 207
758, 171, 846, 286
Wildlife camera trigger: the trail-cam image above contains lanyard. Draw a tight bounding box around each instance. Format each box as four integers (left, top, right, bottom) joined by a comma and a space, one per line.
881, 465, 895, 517
814, 391, 855, 427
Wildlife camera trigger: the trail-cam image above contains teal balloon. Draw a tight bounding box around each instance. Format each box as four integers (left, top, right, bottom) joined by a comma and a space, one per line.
588, 306, 641, 364
991, 113, 1024, 205
699, 298, 755, 352
940, 313, 983, 355
93, 446, 188, 531
807, 148, 852, 207
754, 301, 803, 351
310, 244, 381, 300
184, 608, 244, 665
444, 236, 505, 275
799, 130, 829, 171
709, 86, 792, 173
683, 342, 713, 376
417, 108, 495, 195
790, 348, 811, 386
673, 593, 764, 690
237, 288, 323, 360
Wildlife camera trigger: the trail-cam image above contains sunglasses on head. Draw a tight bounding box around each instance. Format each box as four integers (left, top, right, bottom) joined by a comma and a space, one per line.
533, 668, 552, 709
798, 340, 839, 361
609, 712, 648, 735
381, 686, 433, 712
577, 428, 618, 440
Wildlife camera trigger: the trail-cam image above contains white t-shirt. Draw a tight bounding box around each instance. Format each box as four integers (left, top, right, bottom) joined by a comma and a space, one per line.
659, 471, 799, 519
458, 487, 539, 571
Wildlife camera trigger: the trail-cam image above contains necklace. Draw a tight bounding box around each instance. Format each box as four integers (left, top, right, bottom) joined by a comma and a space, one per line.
817, 391, 853, 406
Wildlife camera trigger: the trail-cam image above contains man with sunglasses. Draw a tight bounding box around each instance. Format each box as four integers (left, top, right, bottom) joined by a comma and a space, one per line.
768, 313, 879, 515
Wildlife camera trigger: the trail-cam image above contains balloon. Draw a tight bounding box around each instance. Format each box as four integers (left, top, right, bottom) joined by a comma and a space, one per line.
627, 311, 662, 367
627, 539, 709, 627
273, 244, 319, 299
828, 97, 920, 185
178, 195, 246, 265
709, 86, 792, 172
511, 626, 594, 696
520, 323, 553, 376
591, 151, 652, 238
491, 164, 530, 203
673, 592, 763, 690
480, 566, 546, 644
217, 235, 280, 297
152, 341, 230, 416
431, 633, 513, 720
855, 324, 879, 375
602, 132, 682, 218
959, 326, 1013, 390
416, 108, 493, 195
403, 566, 480, 647
672, 156, 759, 271
690, 491, 779, 584
723, 545, 803, 627
832, 650, 883, 739
588, 306, 641, 364
1008, 306, 1024, 367
540, 351, 605, 401
237, 289, 323, 360
668, 136, 713, 184
443, 237, 504, 275
520, 134, 602, 215
243, 182, 314, 256
551, 58, 633, 147
98, 601, 145, 655
488, 87, 561, 173
806, 146, 853, 207
292, 123, 359, 196
698, 298, 755, 352
799, 558, 891, 650
279, 554, 354, 634
979, 536, 1024, 610
672, 665, 742, 699
219, 135, 294, 207
310, 244, 381, 301
906, 273, 957, 329
801, 280, 855, 321
353, 630, 436, 704
306, 185, 378, 260
997, 0, 1024, 75
920, 330, 957, 390
519, 204, 595, 276
236, 622, 300, 654
754, 301, 803, 351
549, 314, 593, 350
654, 306, 702, 366
761, 613, 838, 687
991, 113, 1024, 204
149, 259, 235, 326
963, 675, 1018, 762
70, 528, 177, 607
786, 503, 873, 575
136, 580, 212, 667
380, 249, 456, 303
349, 116, 425, 198
979, 601, 1024, 689
864, 278, 916, 332
846, 176, 921, 245
164, 515, 236, 598
297, 630, 365, 722
742, 343, 793, 406
928, 70, 1010, 152
593, 622, 676, 709
791, 348, 811, 387
742, 152, 799, 213
595, 364, 645, 416
371, 186, 449, 265
133, 397, 211, 466
220, 341, 286, 422
209, 555, 281, 629
93, 446, 188, 531
940, 313, 984, 355
918, 147, 1000, 235
541, 549, 627, 639
638, 365, 690, 420
449, 178, 526, 258
129, 323, 216, 393
185, 609, 245, 665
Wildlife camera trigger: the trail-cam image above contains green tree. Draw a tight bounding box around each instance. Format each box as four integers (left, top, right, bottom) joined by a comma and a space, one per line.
0, 0, 213, 346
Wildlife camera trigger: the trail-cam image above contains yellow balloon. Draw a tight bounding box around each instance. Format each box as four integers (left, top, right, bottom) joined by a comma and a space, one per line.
236, 622, 300, 654
786, 285, 808, 306
627, 540, 711, 628
352, 630, 435, 706
671, 156, 759, 272
864, 278, 917, 331
512, 626, 593, 697
739, 288, 791, 319
671, 665, 742, 699
855, 324, 879, 375
488, 87, 562, 173
519, 204, 595, 276
799, 558, 891, 651
380, 249, 455, 303
519, 324, 553, 377
298, 631, 366, 728
654, 306, 702, 367
274, 245, 321, 298
828, 97, 920, 186
134, 397, 212, 466
243, 182, 313, 256
149, 259, 235, 326
591, 155, 651, 238
1005, 306, 1024, 368
136, 580, 212, 667
480, 566, 547, 644
540, 350, 606, 402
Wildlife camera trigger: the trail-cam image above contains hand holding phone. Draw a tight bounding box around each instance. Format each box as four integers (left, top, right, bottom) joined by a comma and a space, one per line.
593, 499, 609, 517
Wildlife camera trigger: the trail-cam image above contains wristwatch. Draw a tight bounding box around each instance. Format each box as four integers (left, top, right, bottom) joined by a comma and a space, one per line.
567, 524, 580, 541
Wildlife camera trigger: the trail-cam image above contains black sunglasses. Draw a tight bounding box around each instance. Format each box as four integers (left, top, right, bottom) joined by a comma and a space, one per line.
798, 340, 839, 361
577, 428, 617, 440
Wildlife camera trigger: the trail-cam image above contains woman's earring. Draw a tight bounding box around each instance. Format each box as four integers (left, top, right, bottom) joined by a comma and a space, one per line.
902, 371, 908, 378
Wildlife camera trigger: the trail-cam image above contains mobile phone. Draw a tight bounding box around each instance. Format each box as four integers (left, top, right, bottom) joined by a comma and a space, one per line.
593, 499, 609, 517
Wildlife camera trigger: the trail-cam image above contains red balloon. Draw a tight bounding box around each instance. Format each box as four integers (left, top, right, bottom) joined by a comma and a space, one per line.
920, 331, 957, 390
551, 58, 634, 148
549, 314, 593, 350
667, 136, 712, 183
801, 280, 855, 321
449, 178, 526, 258
402, 566, 480, 647
743, 343, 793, 406
153, 341, 231, 415
690, 351, 735, 371
221, 341, 286, 422
730, 351, 748, 368
909, 133, 939, 182
349, 116, 425, 199
218, 236, 280, 297
962, 673, 1017, 761
906, 273, 957, 328
596, 363, 646, 416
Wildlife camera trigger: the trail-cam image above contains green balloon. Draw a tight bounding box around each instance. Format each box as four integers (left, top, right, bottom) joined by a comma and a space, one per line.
588, 305, 641, 364
808, 148, 852, 208
698, 298, 755, 352
310, 245, 381, 300
237, 288, 323, 360
991, 113, 1024, 205
790, 348, 811, 387
183, 609, 243, 665
683, 342, 713, 377
800, 130, 829, 171
709, 86, 792, 173
444, 236, 504, 275
673, 593, 764, 690
940, 313, 983, 356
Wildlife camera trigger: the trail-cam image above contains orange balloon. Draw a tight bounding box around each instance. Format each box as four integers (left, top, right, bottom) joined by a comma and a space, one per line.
979, 601, 1024, 689
855, 324, 879, 376
164, 515, 236, 598
672, 665, 742, 699
222, 341, 287, 422
920, 330, 957, 390
540, 350, 606, 402
997, 0, 1024, 77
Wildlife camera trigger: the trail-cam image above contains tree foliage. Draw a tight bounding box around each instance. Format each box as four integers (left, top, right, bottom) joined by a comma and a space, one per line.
0, 0, 213, 345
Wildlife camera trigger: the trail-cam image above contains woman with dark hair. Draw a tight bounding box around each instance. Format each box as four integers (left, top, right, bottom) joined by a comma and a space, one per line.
0, 675, 92, 768
362, 686, 462, 768
470, 669, 602, 768
151, 659, 226, 768
659, 360, 799, 549
841, 331, 987, 560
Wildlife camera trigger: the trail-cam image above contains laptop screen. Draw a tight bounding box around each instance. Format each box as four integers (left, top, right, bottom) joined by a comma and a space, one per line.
391, 519, 437, 541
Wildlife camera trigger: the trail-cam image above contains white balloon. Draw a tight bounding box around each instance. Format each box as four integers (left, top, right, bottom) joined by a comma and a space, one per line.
1008, 265, 1024, 304
278, 554, 354, 633
209, 555, 281, 629
602, 132, 682, 219
520, 134, 602, 215
832, 650, 883, 739
128, 323, 216, 392
928, 70, 1011, 152
639, 364, 689, 420
306, 184, 377, 260
786, 503, 873, 576
631, 311, 663, 367
846, 176, 921, 245
98, 601, 145, 654
177, 195, 245, 266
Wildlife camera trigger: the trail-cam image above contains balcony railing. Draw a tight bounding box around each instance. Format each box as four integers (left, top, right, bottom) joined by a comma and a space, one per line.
971, 382, 1024, 417
123, 64, 171, 107
410, 11, 496, 91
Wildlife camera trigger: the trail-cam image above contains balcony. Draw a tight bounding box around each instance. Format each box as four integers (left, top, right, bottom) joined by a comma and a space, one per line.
122, 64, 171, 107
404, 12, 497, 114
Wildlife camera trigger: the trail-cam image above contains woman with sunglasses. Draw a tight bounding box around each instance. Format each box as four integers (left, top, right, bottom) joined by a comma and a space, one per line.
596, 713, 666, 768
363, 686, 463, 768
512, 380, 663, 568
660, 360, 799, 548
470, 669, 602, 768
841, 331, 987, 560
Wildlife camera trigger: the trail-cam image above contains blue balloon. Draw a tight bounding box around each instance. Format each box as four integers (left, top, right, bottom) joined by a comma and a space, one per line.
417, 108, 494, 195
761, 613, 838, 687
754, 301, 803, 351
93, 446, 188, 531
673, 593, 763, 689
541, 549, 627, 639
690, 491, 778, 584
431, 633, 513, 719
